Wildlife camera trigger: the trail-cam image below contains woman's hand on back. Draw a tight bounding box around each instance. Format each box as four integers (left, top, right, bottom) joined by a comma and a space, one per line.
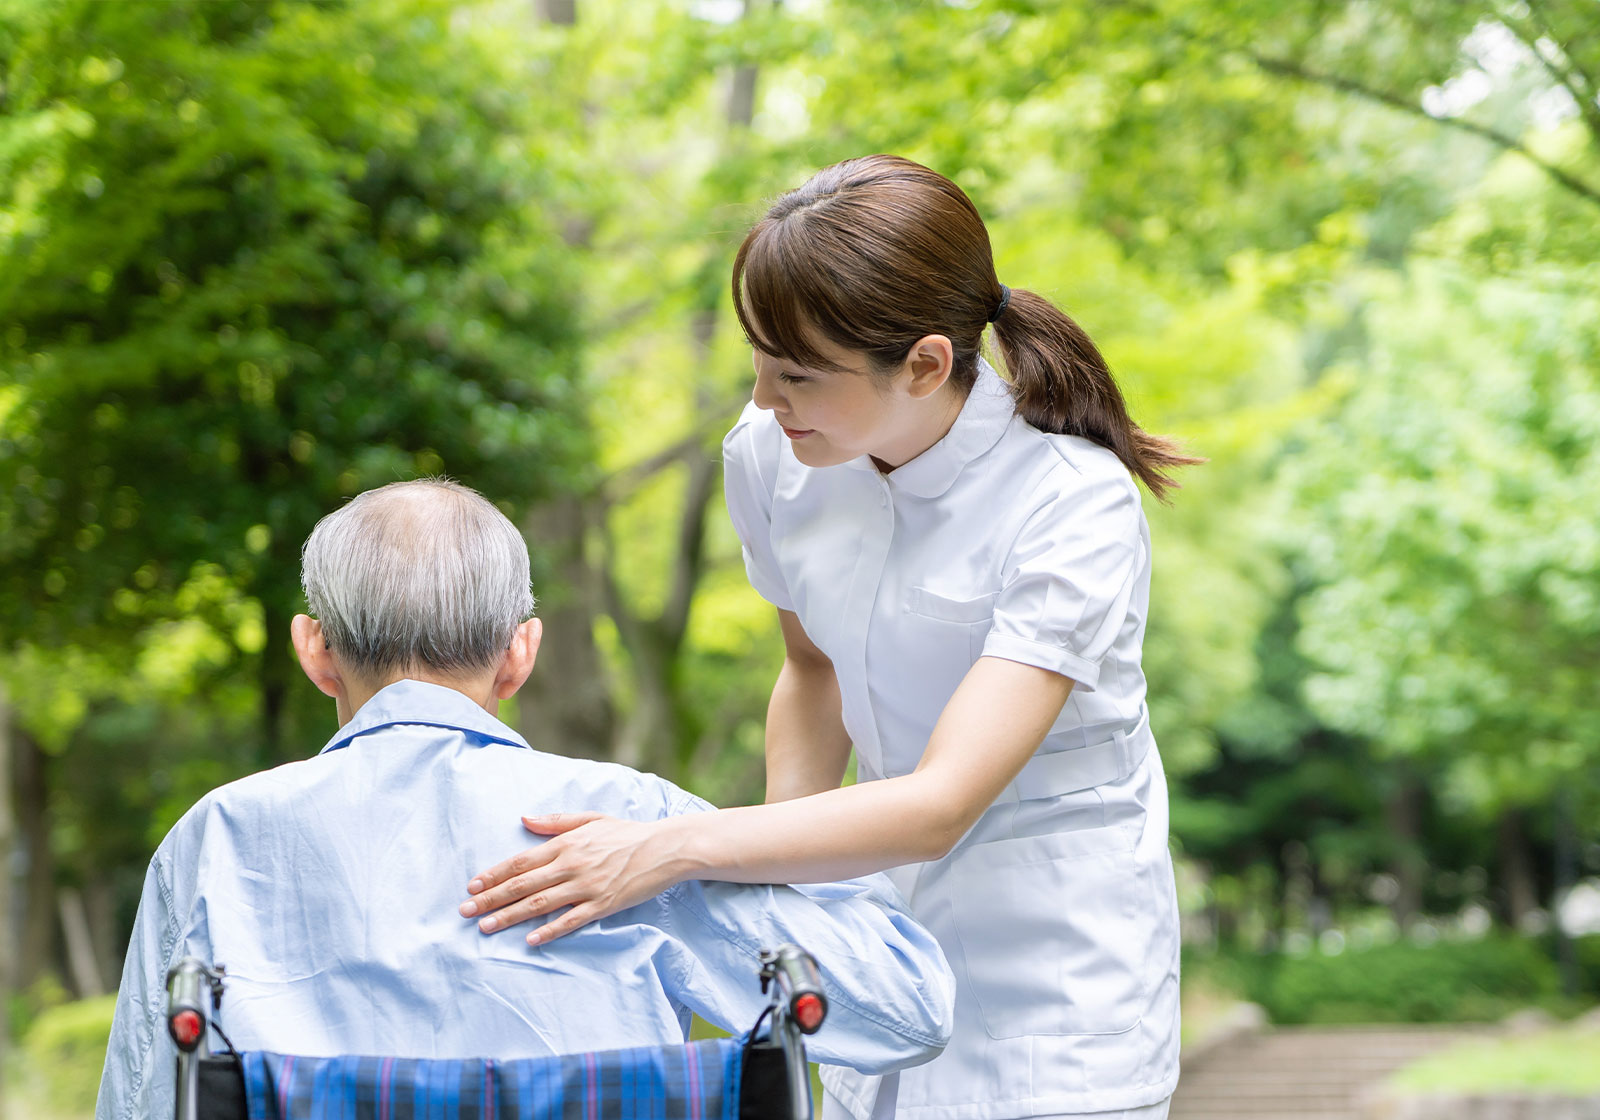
459, 656, 1076, 946
460, 813, 685, 945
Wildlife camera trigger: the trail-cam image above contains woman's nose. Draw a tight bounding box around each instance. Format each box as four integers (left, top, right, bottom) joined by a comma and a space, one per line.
751, 363, 784, 413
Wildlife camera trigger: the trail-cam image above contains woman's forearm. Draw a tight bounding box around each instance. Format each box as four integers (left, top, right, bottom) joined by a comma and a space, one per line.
764, 655, 852, 803
665, 656, 1076, 885
462, 657, 1072, 942
666, 769, 960, 884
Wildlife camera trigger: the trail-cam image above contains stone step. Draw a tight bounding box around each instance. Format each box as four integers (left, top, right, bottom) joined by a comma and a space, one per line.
1183, 1066, 1445, 1082
1170, 1025, 1484, 1120
1184, 1063, 1451, 1076
1177, 1094, 1383, 1103
1236, 1031, 1476, 1046
1175, 1114, 1353, 1120
1175, 1113, 1353, 1120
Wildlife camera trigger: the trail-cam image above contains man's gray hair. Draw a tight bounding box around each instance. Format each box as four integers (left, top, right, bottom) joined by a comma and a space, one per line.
301, 478, 534, 677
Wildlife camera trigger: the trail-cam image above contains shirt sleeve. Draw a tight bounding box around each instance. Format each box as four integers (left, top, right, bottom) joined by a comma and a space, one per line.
656, 789, 954, 1075
96, 849, 181, 1120
981, 463, 1146, 693
721, 403, 795, 612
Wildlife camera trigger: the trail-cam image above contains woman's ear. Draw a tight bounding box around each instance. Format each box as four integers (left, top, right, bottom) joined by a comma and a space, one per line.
291, 614, 344, 700
902, 334, 954, 399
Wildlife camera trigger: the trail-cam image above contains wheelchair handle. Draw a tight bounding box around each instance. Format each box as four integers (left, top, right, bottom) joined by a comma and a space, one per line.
166, 957, 225, 1053
759, 944, 828, 1035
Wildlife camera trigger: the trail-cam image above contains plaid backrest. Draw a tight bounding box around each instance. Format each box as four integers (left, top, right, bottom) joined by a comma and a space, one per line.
239, 1037, 744, 1120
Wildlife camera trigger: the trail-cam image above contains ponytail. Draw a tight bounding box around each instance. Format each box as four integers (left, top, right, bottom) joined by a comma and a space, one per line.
991, 289, 1202, 502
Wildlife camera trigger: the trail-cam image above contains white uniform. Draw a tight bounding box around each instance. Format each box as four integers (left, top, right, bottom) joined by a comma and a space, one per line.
722, 361, 1180, 1120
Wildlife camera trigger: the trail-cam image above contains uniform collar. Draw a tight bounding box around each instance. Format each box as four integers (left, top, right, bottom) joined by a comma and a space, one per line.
855, 358, 1014, 499
319, 678, 532, 755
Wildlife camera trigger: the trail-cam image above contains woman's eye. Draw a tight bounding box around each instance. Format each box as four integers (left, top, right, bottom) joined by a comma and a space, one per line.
777, 372, 807, 385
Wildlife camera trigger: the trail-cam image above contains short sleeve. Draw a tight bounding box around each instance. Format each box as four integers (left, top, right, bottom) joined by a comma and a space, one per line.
981, 466, 1145, 692
721, 403, 795, 612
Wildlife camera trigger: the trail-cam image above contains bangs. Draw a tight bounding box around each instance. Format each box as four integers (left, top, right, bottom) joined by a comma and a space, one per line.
732, 217, 857, 373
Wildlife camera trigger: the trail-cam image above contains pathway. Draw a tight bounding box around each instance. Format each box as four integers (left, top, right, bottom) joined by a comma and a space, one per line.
1170, 1024, 1485, 1120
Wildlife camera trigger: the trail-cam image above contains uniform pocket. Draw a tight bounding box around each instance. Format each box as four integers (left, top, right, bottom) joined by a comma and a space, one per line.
905, 588, 996, 664
947, 826, 1148, 1039
906, 587, 997, 624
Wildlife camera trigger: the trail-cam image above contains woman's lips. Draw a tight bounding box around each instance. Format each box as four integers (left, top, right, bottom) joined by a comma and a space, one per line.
780, 426, 813, 439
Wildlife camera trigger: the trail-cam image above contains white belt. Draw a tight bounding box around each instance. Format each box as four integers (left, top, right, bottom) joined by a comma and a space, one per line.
994, 707, 1152, 803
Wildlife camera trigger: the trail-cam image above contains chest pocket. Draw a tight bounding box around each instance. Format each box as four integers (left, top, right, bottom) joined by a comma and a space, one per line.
907, 587, 996, 623
906, 588, 997, 659
890, 588, 999, 716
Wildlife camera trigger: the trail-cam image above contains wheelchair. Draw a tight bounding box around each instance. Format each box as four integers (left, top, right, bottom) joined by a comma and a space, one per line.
167, 944, 828, 1120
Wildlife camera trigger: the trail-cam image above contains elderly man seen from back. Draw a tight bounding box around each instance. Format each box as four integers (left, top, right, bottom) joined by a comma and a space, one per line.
96, 478, 953, 1120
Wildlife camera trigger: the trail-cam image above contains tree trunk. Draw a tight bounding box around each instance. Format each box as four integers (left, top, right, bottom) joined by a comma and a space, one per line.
1496, 807, 1539, 931
1214, 895, 1237, 948
538, 0, 576, 25
259, 601, 293, 766
517, 496, 615, 759
0, 686, 14, 1116
602, 5, 765, 775
14, 723, 57, 988
1385, 780, 1425, 932
611, 628, 674, 772
1552, 789, 1580, 996
87, 874, 119, 997
507, 0, 624, 764
58, 886, 105, 998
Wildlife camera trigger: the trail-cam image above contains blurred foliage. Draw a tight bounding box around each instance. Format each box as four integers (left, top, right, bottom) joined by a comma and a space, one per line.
1287, 261, 1600, 813
9, 994, 116, 1116
0, 0, 591, 768
1194, 934, 1578, 1025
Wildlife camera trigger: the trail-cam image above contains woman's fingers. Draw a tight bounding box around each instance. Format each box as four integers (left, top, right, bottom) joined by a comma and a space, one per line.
473, 878, 584, 933
462, 865, 569, 929
466, 838, 562, 895
462, 815, 674, 945
527, 902, 602, 947
522, 811, 610, 835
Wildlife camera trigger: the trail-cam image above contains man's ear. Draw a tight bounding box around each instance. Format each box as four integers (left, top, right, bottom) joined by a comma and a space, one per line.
901, 333, 955, 400
291, 614, 344, 700
493, 617, 542, 701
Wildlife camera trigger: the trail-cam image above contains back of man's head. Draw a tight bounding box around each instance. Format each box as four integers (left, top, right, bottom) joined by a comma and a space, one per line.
301, 479, 533, 679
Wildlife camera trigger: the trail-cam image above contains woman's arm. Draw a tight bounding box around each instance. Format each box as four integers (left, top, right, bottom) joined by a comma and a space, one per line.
764, 609, 852, 803
462, 654, 1074, 944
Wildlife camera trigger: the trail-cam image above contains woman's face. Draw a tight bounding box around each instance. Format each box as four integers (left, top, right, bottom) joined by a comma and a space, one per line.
749, 333, 953, 470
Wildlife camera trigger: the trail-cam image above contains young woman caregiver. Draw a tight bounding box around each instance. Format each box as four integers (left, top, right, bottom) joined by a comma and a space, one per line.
461, 155, 1198, 1120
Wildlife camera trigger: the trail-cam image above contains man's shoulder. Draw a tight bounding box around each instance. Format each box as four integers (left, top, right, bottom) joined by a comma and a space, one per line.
516, 750, 710, 820
194, 735, 699, 822
158, 732, 710, 874
160, 753, 339, 847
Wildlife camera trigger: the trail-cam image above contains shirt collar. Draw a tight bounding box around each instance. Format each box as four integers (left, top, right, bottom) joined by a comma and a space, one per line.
319, 678, 532, 755
860, 358, 1014, 499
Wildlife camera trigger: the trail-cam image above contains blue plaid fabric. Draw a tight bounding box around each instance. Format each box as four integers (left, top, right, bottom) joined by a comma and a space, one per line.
239, 1037, 743, 1120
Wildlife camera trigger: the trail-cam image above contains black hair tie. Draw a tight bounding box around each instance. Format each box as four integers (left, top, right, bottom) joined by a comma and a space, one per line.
989, 284, 1011, 324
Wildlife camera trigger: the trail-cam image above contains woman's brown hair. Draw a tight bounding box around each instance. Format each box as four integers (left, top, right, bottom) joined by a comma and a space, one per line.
731, 154, 1201, 500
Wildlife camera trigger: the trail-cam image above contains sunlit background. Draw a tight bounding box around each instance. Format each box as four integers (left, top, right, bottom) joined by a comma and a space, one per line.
2, 0, 1598, 1116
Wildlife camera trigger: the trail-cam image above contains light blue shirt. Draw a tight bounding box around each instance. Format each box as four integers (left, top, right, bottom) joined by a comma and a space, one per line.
96, 680, 954, 1120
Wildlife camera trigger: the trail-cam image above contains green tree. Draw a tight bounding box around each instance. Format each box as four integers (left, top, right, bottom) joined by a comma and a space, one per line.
0, 0, 588, 990
1285, 261, 1600, 902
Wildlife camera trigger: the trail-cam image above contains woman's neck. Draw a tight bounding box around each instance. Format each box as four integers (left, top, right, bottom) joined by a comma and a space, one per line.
872, 381, 967, 472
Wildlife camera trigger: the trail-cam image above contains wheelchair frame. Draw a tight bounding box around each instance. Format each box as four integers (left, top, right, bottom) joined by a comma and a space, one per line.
167, 944, 829, 1120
